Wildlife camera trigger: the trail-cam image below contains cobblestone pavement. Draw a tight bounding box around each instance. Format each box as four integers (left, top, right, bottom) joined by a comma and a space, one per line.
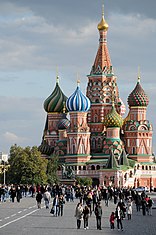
0, 194, 156, 235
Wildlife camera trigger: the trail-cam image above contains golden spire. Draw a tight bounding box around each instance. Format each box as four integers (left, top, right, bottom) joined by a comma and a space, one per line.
97, 3, 109, 31
137, 66, 141, 83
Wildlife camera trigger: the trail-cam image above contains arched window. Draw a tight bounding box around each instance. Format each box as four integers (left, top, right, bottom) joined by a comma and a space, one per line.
94, 115, 98, 122
72, 144, 76, 154
132, 147, 135, 154
145, 166, 148, 170
149, 166, 151, 170
91, 165, 95, 170
83, 166, 86, 170
79, 166, 81, 170
96, 165, 100, 170
142, 165, 144, 170
92, 138, 96, 149
95, 99, 99, 103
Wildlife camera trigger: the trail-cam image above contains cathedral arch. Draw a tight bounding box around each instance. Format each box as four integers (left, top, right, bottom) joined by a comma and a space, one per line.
95, 99, 100, 103
83, 166, 86, 170
91, 165, 95, 170
96, 165, 100, 170
129, 125, 136, 131
92, 138, 96, 149
94, 114, 98, 122
106, 98, 110, 103
138, 125, 147, 131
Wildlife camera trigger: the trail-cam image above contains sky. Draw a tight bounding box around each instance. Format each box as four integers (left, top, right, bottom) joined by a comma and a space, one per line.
0, 0, 155, 155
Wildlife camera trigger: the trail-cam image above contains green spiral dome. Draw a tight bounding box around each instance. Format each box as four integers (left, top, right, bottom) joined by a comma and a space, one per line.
103, 104, 123, 128
44, 78, 68, 113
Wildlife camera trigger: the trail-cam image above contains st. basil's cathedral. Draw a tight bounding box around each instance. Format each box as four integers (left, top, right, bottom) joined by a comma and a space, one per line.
38, 6, 156, 188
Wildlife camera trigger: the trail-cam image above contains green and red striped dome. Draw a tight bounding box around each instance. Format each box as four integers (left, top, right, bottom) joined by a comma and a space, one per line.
128, 78, 149, 107
44, 76, 68, 113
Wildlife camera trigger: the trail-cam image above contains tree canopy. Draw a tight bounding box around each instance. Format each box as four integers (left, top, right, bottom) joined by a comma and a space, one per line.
7, 144, 48, 185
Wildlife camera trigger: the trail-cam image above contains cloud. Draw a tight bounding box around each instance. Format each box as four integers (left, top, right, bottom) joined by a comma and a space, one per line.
3, 131, 26, 143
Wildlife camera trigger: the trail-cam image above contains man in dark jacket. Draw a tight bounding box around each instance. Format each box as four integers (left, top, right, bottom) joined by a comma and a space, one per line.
94, 202, 102, 230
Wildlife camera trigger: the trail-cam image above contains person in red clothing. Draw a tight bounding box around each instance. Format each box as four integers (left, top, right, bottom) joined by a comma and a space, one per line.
110, 211, 115, 230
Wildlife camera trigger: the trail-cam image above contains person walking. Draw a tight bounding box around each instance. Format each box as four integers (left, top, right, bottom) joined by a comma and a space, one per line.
94, 202, 102, 230
141, 197, 147, 216
58, 195, 65, 216
75, 202, 83, 229
115, 205, 123, 231
127, 198, 133, 220
83, 205, 90, 230
16, 186, 22, 203
53, 194, 59, 216
36, 191, 42, 209
147, 197, 154, 216
109, 211, 115, 230
43, 190, 51, 209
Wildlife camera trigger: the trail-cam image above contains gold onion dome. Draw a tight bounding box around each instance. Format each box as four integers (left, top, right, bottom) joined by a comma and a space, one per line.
103, 103, 123, 128
97, 5, 109, 31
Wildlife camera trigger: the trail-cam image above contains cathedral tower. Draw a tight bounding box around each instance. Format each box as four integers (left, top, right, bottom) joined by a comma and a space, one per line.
42, 76, 68, 149
86, 5, 124, 154
65, 81, 91, 163
123, 74, 153, 162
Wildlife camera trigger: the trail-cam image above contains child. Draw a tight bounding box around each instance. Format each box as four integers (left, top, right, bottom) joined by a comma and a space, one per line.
110, 211, 115, 229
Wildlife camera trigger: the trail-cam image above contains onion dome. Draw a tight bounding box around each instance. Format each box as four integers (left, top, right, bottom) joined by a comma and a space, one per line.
103, 102, 123, 128
66, 80, 91, 112
38, 139, 54, 156
58, 116, 70, 130
97, 4, 109, 31
44, 76, 68, 113
128, 77, 149, 107
118, 98, 126, 116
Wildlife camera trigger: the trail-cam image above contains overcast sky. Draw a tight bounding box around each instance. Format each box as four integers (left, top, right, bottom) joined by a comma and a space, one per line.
0, 0, 156, 154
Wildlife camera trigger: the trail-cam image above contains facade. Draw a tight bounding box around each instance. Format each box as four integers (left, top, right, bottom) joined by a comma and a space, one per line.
38, 7, 156, 188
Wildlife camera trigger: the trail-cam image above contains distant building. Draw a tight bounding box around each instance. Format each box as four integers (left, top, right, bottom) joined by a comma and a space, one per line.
38, 6, 156, 188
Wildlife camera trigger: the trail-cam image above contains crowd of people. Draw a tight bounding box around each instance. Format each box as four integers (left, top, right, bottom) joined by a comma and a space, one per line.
0, 183, 155, 231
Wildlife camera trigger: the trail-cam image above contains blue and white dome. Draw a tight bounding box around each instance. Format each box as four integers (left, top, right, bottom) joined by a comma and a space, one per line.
66, 81, 91, 112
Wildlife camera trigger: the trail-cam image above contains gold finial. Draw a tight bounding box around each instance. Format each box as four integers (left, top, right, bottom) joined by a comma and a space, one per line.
102, 3, 104, 17
63, 101, 66, 113
56, 66, 59, 84
97, 3, 109, 31
137, 66, 140, 83
77, 79, 80, 86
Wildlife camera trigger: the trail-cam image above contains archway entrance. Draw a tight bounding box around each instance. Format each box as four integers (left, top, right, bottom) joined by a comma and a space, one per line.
92, 178, 99, 187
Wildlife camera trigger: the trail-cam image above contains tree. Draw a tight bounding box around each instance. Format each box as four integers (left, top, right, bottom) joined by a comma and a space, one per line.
76, 177, 92, 186
46, 154, 59, 185
7, 144, 48, 185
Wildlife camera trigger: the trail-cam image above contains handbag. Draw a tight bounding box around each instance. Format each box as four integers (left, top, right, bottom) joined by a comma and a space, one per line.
50, 207, 54, 214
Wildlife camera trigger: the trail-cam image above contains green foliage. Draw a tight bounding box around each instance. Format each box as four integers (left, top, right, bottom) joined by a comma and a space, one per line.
7, 144, 48, 185
47, 154, 59, 185
76, 177, 92, 186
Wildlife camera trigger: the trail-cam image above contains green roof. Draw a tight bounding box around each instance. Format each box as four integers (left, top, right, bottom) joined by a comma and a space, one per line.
86, 159, 108, 164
